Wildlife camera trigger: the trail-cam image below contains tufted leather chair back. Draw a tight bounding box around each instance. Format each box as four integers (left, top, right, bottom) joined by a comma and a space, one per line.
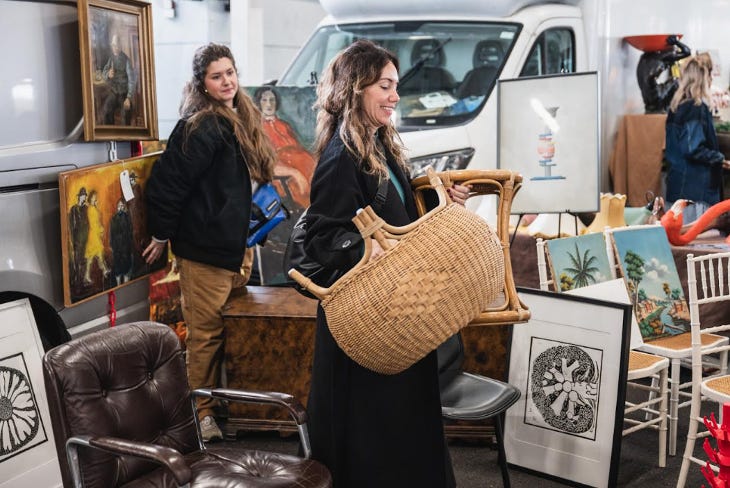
43, 322, 198, 488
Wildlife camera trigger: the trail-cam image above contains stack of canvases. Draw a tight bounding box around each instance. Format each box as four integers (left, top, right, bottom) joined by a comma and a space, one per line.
290, 169, 505, 375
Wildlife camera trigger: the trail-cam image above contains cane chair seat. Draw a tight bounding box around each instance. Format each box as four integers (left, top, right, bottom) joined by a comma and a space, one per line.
703, 376, 730, 402
628, 351, 670, 380
642, 332, 727, 353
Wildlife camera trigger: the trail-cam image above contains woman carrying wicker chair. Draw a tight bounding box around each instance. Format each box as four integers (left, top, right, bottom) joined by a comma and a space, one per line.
303, 39, 470, 488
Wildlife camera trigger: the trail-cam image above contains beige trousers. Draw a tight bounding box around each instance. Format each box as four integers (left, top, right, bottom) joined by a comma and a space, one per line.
178, 250, 252, 419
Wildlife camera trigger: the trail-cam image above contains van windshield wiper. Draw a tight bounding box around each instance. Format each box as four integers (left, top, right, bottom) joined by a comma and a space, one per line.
399, 37, 452, 87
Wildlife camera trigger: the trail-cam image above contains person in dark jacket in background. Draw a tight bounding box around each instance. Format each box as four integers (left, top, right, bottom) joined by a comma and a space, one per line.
665, 55, 730, 224
143, 43, 275, 441
303, 39, 469, 488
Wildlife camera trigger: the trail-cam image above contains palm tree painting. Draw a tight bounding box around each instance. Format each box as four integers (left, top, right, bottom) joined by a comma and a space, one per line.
546, 233, 613, 292
610, 226, 689, 340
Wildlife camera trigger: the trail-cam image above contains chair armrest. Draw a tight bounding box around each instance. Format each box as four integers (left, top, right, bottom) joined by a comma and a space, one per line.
194, 388, 307, 424
66, 435, 191, 488
193, 388, 313, 458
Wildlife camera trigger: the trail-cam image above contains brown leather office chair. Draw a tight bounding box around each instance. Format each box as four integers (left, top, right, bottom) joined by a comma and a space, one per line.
42, 321, 332, 488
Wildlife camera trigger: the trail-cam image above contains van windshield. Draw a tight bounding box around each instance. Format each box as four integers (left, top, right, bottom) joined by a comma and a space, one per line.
277, 21, 520, 130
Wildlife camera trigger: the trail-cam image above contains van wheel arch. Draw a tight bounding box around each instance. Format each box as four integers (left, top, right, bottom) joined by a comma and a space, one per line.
0, 292, 71, 351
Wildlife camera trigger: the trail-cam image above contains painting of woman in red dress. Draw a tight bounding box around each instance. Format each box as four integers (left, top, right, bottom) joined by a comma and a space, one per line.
253, 86, 316, 209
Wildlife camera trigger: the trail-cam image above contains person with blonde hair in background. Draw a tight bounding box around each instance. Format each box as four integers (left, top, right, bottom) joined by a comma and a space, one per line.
665, 55, 730, 224
144, 43, 275, 441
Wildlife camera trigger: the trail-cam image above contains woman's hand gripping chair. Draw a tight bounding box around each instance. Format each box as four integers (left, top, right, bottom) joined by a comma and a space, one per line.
42, 321, 332, 488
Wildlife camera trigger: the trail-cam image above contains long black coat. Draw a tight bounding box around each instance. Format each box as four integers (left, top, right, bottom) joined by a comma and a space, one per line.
304, 131, 455, 488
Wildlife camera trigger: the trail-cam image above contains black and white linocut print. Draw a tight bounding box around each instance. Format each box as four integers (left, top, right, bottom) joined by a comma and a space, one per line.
0, 353, 47, 463
524, 336, 603, 440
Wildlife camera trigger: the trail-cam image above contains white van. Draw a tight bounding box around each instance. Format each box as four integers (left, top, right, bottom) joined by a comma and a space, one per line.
276, 0, 586, 178
0, 1, 148, 347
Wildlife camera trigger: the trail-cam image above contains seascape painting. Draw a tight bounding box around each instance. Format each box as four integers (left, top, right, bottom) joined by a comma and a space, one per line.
610, 226, 689, 341
545, 233, 613, 292
59, 153, 166, 306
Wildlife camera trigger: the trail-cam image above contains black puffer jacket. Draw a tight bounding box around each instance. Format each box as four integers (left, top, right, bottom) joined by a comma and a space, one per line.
146, 113, 252, 272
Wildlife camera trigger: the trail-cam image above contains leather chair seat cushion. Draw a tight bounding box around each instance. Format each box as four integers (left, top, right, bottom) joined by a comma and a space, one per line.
121, 446, 332, 488
440, 372, 520, 420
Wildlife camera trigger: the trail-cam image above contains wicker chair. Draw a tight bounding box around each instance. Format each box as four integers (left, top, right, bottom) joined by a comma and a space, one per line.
42, 321, 331, 488
676, 251, 730, 488
411, 169, 531, 327
537, 234, 669, 467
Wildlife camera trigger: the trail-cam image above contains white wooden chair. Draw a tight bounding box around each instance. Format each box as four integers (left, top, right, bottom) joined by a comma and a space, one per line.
604, 225, 728, 457
676, 251, 730, 488
537, 235, 669, 467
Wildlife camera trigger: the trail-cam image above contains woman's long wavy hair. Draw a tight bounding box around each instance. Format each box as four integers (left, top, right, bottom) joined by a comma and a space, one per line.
670, 56, 711, 113
314, 39, 407, 177
179, 43, 275, 183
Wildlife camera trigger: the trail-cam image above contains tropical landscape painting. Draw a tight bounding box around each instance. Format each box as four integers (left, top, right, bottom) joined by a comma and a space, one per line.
610, 226, 689, 341
545, 233, 613, 292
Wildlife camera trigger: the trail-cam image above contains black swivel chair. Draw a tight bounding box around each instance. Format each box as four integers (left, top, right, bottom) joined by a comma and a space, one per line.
455, 39, 504, 100
438, 332, 521, 487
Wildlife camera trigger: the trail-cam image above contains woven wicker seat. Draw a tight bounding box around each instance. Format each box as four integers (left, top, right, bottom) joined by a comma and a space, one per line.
677, 251, 730, 488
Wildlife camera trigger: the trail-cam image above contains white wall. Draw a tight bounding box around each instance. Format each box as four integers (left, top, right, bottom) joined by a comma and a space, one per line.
151, 0, 324, 138
584, 0, 730, 189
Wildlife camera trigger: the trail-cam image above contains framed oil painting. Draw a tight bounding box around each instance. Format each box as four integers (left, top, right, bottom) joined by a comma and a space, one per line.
497, 72, 600, 214
505, 288, 631, 488
0, 299, 61, 488
608, 225, 689, 341
59, 152, 166, 306
78, 0, 158, 141
246, 85, 318, 285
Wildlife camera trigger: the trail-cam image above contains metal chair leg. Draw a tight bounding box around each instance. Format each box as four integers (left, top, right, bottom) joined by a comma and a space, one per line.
494, 412, 511, 488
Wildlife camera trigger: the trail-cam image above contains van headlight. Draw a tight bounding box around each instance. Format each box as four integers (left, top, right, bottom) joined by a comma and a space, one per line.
407, 148, 475, 178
